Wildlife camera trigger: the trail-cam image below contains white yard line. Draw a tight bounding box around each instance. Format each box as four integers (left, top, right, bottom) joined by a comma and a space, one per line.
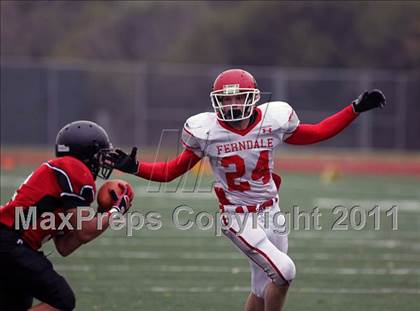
314, 198, 420, 212
78, 285, 420, 295
95, 237, 420, 250
294, 287, 420, 295
291, 231, 420, 239
52, 249, 420, 262
54, 263, 420, 276
3, 176, 420, 204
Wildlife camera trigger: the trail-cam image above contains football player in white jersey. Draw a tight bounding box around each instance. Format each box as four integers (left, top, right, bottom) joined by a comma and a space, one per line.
109, 69, 386, 311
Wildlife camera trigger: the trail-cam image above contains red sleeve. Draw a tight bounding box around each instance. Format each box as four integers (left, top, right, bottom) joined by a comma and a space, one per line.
285, 104, 358, 145
137, 149, 201, 182
48, 156, 96, 205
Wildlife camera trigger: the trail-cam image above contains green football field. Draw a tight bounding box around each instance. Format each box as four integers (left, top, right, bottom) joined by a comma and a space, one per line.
1, 166, 419, 311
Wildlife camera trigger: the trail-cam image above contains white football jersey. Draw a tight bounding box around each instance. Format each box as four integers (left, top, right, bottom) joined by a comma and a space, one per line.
181, 101, 300, 206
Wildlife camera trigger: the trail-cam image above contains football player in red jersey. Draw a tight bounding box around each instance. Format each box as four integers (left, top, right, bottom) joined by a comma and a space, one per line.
109, 69, 386, 311
0, 121, 133, 311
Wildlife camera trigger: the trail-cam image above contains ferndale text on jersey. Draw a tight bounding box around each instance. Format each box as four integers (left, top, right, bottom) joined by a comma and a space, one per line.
216, 138, 274, 155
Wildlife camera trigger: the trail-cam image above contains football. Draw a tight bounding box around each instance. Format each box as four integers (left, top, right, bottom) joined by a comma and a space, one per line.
96, 179, 132, 213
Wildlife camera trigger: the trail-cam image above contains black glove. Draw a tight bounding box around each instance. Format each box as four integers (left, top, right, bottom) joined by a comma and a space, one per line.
352, 89, 386, 113
107, 147, 139, 174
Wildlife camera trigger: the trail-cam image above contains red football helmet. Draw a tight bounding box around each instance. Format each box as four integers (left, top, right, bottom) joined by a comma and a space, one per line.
210, 69, 261, 121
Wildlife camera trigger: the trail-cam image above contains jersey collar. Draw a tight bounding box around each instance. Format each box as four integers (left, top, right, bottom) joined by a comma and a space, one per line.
217, 107, 262, 136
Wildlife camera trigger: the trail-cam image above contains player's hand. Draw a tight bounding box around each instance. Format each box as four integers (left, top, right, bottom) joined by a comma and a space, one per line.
352, 89, 386, 113
109, 183, 132, 214
107, 147, 139, 174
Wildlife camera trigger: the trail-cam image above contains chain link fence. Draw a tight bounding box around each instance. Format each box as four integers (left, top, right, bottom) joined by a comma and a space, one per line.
1, 58, 419, 151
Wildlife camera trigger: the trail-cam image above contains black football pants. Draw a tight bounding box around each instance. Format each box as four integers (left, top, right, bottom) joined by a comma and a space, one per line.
0, 225, 75, 311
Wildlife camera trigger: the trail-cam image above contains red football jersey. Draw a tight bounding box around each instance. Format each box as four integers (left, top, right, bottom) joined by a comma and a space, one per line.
0, 156, 96, 250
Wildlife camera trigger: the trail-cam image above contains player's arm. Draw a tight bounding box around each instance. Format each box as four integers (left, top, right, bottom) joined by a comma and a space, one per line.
53, 209, 110, 257
285, 89, 386, 145
109, 147, 202, 182
54, 186, 132, 256
138, 149, 201, 182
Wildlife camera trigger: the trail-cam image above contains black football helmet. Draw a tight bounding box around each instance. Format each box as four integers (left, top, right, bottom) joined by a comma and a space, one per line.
55, 120, 114, 179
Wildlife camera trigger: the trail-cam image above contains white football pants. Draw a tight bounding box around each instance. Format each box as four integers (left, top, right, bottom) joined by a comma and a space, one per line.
221, 203, 296, 298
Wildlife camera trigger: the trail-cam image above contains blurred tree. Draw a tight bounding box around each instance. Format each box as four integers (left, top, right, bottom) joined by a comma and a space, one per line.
170, 1, 420, 69
1, 1, 419, 69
